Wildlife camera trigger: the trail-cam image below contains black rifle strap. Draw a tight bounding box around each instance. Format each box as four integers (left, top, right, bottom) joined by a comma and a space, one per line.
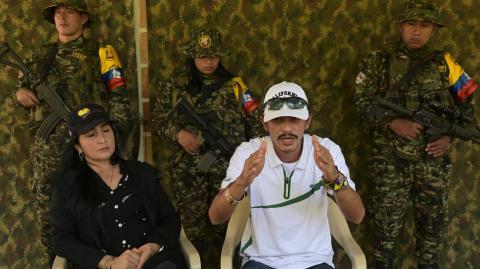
195, 77, 230, 105
391, 50, 442, 98
39, 43, 58, 80
35, 43, 60, 141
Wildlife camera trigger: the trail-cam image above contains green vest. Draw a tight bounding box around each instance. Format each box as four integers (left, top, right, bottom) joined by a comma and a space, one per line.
382, 41, 454, 160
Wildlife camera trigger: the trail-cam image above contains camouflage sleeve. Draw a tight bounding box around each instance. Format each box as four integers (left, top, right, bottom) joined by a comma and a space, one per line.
14, 47, 43, 109
353, 50, 391, 128
458, 99, 477, 130
151, 77, 183, 142
15, 47, 39, 90
98, 44, 133, 131
107, 88, 133, 131
454, 84, 477, 128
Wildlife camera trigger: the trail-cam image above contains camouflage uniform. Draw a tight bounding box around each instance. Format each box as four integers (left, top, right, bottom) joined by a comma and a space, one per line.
152, 29, 264, 268
354, 1, 478, 268
16, 0, 132, 262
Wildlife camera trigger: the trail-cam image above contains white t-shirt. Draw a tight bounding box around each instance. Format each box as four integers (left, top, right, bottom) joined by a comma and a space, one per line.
221, 134, 356, 269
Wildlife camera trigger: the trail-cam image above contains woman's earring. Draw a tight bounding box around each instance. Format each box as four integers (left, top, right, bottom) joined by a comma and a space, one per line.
78, 151, 84, 162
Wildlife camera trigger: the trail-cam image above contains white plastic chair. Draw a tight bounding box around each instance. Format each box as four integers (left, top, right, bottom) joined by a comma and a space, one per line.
220, 196, 367, 269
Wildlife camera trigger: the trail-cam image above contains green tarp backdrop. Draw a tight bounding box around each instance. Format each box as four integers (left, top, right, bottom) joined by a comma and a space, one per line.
0, 0, 478, 268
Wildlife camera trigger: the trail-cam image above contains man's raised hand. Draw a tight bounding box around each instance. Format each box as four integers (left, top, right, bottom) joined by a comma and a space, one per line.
312, 135, 338, 182
236, 140, 267, 188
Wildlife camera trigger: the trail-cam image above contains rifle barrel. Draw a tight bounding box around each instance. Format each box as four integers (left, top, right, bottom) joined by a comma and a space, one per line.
374, 97, 414, 117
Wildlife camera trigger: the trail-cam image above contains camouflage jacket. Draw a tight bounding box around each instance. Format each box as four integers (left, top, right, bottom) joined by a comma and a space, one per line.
152, 68, 264, 164
17, 36, 132, 134
354, 40, 477, 160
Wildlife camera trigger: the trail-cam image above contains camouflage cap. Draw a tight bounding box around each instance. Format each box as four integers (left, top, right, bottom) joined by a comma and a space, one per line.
397, 0, 445, 27
180, 29, 230, 58
43, 0, 91, 26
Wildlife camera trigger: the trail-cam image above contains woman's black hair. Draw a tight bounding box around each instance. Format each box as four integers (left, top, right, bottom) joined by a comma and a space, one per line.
57, 124, 121, 217
185, 57, 235, 93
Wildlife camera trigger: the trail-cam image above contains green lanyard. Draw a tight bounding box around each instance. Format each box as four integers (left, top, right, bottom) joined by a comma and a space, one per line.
282, 165, 295, 199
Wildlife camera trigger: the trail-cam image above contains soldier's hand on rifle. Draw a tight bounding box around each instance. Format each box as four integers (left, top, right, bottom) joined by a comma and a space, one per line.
15, 87, 40, 107
312, 135, 338, 183
177, 129, 201, 155
236, 140, 267, 188
426, 135, 451, 157
389, 118, 423, 141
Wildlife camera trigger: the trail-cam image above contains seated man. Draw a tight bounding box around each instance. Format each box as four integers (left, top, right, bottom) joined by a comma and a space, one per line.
208, 82, 365, 269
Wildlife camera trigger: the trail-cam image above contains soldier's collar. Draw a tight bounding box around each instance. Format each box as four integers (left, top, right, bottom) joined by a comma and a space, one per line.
398, 40, 435, 60
58, 35, 86, 50
202, 75, 218, 84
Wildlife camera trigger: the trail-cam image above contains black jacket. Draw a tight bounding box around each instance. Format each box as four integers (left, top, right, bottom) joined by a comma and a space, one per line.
50, 159, 181, 269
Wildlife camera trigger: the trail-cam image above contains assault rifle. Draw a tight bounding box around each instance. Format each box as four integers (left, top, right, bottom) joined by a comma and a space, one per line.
372, 96, 480, 144
166, 97, 235, 172
0, 42, 71, 140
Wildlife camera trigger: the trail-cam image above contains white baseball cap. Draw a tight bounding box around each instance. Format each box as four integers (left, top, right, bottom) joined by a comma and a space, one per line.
263, 82, 309, 122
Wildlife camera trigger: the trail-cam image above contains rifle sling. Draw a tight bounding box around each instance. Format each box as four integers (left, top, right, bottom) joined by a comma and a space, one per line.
39, 44, 58, 80
195, 77, 230, 105
175, 77, 228, 123
183, 77, 230, 134
35, 44, 62, 140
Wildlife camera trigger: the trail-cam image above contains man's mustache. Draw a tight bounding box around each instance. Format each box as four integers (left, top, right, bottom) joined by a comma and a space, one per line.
278, 133, 298, 140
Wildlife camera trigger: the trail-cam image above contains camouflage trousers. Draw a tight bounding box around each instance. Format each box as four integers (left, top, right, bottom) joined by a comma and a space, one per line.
171, 154, 227, 269
31, 124, 69, 262
372, 150, 451, 268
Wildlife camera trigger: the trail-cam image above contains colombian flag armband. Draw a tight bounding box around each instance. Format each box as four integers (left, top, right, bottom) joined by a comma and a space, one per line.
232, 77, 259, 114
445, 53, 478, 102
99, 45, 126, 91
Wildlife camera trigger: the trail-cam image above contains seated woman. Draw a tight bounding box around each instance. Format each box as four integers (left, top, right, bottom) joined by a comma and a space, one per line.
50, 103, 187, 269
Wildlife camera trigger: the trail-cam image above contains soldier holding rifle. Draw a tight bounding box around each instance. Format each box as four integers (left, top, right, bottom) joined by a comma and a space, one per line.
9, 0, 133, 262
152, 29, 263, 268
354, 1, 478, 268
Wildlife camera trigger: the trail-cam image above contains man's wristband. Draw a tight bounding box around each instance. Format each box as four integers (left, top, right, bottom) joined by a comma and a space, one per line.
323, 169, 348, 192
224, 185, 245, 205
332, 172, 348, 192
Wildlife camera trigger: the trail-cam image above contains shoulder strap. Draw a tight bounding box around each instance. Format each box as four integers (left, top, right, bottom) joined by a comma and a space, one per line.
195, 77, 230, 104
170, 70, 189, 108
38, 43, 58, 80
172, 86, 178, 108
391, 50, 442, 97
82, 38, 98, 56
